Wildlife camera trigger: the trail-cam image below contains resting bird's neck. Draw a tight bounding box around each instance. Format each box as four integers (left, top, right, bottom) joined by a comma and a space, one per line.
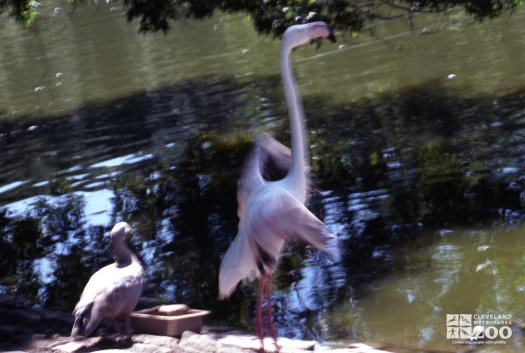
113, 239, 133, 266
281, 42, 307, 202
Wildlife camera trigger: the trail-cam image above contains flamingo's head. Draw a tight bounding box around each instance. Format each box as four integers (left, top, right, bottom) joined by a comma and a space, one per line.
283, 21, 336, 50
111, 221, 132, 241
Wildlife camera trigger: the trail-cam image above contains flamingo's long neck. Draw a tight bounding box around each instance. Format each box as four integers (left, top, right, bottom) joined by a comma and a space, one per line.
281, 42, 307, 203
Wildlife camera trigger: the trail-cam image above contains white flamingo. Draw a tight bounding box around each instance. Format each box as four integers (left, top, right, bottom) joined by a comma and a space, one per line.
71, 222, 144, 337
219, 22, 339, 351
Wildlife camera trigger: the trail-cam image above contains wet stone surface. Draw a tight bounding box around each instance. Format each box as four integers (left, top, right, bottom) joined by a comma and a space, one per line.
0, 298, 396, 353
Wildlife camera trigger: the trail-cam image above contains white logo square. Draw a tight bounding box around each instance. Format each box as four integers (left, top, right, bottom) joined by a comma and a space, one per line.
446, 314, 459, 326
460, 326, 473, 339
447, 326, 460, 339
459, 314, 472, 327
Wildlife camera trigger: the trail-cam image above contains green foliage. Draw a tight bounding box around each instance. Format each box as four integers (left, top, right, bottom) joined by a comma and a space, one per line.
122, 0, 523, 35
0, 0, 30, 25
0, 0, 521, 34
21, 0, 37, 26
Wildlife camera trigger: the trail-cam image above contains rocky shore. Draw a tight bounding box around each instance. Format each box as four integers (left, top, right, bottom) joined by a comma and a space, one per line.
0, 297, 476, 353
0, 296, 398, 353
15, 329, 396, 353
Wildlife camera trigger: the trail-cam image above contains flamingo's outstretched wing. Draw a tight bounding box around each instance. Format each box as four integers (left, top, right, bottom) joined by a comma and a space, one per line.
219, 187, 339, 299
257, 134, 293, 181
253, 187, 340, 265
237, 134, 296, 218
218, 226, 259, 299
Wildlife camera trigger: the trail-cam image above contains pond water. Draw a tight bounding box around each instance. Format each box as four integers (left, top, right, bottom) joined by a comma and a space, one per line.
1, 2, 525, 352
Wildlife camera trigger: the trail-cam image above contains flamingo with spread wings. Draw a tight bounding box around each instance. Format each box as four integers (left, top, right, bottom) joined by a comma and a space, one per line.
219, 22, 339, 352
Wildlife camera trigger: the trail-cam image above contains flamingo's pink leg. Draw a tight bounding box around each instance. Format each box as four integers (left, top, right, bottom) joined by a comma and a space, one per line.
264, 274, 280, 353
254, 275, 267, 353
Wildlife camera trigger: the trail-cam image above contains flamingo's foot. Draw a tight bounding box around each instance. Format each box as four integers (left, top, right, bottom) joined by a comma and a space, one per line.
271, 340, 281, 353
254, 328, 265, 353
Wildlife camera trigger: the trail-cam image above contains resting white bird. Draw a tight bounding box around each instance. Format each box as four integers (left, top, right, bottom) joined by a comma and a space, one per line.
219, 22, 339, 352
71, 222, 144, 337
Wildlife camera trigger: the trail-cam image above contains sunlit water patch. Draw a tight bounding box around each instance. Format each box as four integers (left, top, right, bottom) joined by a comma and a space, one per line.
324, 227, 525, 352
3, 188, 114, 227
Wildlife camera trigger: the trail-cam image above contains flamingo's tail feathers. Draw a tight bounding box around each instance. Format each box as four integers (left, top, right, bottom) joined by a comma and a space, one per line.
218, 231, 258, 300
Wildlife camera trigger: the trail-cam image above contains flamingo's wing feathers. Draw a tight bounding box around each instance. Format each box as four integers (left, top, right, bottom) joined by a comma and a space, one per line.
257, 134, 292, 181
220, 185, 292, 299
265, 189, 340, 263
237, 134, 292, 217
219, 187, 339, 299
218, 228, 258, 299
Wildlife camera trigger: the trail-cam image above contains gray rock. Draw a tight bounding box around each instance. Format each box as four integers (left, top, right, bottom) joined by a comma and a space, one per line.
218, 334, 313, 353
52, 340, 88, 353
51, 336, 131, 353
131, 334, 179, 349
179, 331, 217, 353
314, 343, 394, 353
128, 343, 172, 353
216, 344, 255, 353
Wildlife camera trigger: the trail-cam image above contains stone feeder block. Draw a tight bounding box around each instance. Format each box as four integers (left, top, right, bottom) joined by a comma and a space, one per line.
130, 304, 210, 337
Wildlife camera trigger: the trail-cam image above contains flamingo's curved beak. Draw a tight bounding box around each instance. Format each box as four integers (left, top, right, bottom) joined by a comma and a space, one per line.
309, 21, 336, 43
327, 30, 336, 43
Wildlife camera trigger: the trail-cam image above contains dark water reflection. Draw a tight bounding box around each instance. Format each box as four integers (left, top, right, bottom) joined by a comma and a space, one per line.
2, 74, 525, 350
1, 4, 525, 352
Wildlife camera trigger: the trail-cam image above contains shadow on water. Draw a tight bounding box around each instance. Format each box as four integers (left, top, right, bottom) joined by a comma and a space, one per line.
1, 73, 525, 348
